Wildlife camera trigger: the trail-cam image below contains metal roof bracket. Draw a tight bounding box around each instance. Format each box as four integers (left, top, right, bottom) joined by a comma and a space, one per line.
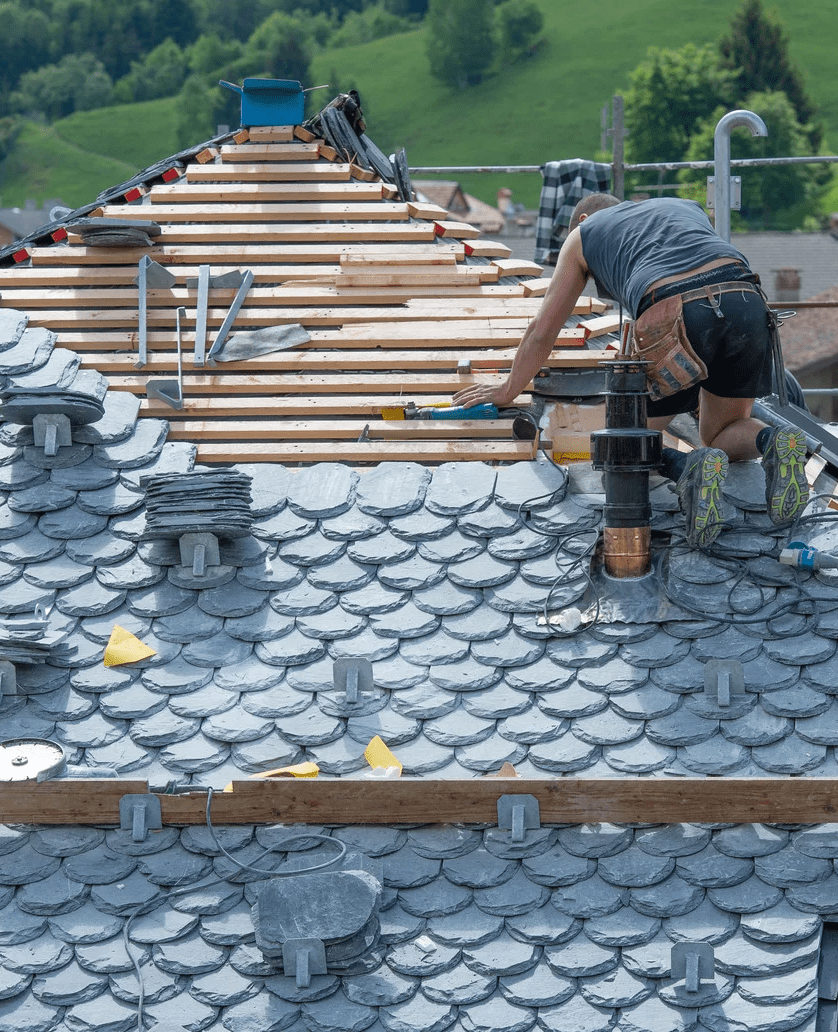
206, 270, 254, 364
32, 413, 72, 457
135, 255, 177, 368
193, 264, 210, 367
333, 658, 374, 705
119, 793, 162, 842
0, 659, 16, 697
497, 794, 540, 843
188, 267, 245, 366
178, 532, 220, 577
146, 306, 185, 410
704, 659, 745, 708
282, 937, 327, 988
671, 941, 715, 993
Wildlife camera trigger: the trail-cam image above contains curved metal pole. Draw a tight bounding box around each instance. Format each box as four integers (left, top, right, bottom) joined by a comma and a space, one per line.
713, 109, 767, 241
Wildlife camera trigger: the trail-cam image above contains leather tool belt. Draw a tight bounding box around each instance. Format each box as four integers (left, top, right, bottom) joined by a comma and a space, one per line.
631, 280, 760, 400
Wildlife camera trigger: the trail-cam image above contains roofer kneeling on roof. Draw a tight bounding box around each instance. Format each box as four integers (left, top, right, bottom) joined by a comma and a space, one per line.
453, 195, 809, 547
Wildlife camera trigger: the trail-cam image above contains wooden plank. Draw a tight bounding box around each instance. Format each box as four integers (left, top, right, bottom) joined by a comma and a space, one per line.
294, 126, 317, 142
164, 418, 515, 441
149, 182, 386, 203
193, 439, 539, 464
40, 241, 459, 264
492, 258, 545, 277
220, 142, 319, 160
523, 280, 549, 297
242, 126, 295, 142
434, 220, 480, 239
104, 371, 518, 396
101, 202, 409, 222
4, 778, 838, 826
80, 345, 602, 374
186, 162, 353, 182
407, 201, 450, 220
0, 264, 347, 287
139, 394, 531, 418
56, 322, 582, 351
579, 312, 621, 338
340, 253, 459, 268
0, 281, 522, 309
335, 267, 497, 287
22, 302, 552, 330
464, 240, 512, 258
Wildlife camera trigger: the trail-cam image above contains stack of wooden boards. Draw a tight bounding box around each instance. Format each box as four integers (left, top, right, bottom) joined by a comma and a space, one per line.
0, 126, 618, 465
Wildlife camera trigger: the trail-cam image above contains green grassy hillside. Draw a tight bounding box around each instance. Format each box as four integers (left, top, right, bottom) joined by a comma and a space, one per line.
1, 0, 834, 215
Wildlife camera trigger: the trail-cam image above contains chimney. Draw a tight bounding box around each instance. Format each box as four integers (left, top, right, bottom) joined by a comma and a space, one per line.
590, 360, 661, 578
773, 268, 801, 303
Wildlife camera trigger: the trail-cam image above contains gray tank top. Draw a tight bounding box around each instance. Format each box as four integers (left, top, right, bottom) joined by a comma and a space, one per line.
579, 198, 748, 317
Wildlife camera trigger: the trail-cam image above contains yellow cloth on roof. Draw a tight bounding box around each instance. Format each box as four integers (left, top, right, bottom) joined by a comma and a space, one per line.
103, 625, 157, 667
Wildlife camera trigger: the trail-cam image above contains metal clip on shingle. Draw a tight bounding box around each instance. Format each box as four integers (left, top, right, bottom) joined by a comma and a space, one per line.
178, 532, 220, 577
671, 942, 715, 993
333, 658, 373, 706
283, 937, 327, 988
704, 659, 744, 708
119, 793, 162, 843
497, 794, 540, 843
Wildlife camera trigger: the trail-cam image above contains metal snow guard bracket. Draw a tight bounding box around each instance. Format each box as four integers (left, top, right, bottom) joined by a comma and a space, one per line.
497, 794, 540, 843
146, 306, 186, 410
283, 937, 327, 988
333, 658, 374, 705
119, 793, 162, 842
704, 659, 745, 708
33, 412, 72, 457
671, 942, 715, 993
179, 532, 220, 577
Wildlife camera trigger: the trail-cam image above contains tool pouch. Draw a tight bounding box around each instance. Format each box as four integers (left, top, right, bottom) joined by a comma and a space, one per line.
631, 294, 708, 400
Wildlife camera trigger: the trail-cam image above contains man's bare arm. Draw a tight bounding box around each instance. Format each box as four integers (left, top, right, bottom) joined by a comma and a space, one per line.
452, 228, 589, 408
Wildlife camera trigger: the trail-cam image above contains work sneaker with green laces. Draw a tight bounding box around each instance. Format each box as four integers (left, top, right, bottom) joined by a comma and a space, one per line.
675, 447, 729, 547
761, 426, 808, 524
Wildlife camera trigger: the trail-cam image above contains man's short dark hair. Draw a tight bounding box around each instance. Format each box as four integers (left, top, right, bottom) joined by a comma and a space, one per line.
569, 193, 621, 233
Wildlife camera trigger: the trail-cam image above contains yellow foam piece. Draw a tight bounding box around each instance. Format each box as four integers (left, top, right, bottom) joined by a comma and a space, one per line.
364, 735, 402, 773
381, 407, 405, 420
103, 625, 157, 667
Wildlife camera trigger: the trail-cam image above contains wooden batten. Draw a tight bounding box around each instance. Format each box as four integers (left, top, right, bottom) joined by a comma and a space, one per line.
3, 778, 838, 826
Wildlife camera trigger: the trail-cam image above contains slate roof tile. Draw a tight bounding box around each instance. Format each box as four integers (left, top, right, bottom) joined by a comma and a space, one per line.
527, 732, 599, 773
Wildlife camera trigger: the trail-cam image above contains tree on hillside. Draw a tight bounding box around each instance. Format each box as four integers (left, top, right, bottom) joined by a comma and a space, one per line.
623, 43, 737, 166
0, 4, 54, 112
425, 0, 496, 89
113, 39, 187, 104
682, 90, 819, 227
244, 11, 313, 85
11, 54, 113, 121
497, 0, 544, 62
719, 0, 820, 150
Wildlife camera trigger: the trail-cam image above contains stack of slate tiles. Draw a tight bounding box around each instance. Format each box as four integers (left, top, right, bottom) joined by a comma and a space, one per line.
140, 469, 254, 540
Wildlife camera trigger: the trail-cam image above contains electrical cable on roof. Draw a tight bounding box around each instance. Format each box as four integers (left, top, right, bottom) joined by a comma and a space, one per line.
205, 786, 346, 876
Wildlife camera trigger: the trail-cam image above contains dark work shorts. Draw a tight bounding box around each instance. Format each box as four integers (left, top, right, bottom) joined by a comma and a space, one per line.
637, 264, 774, 419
